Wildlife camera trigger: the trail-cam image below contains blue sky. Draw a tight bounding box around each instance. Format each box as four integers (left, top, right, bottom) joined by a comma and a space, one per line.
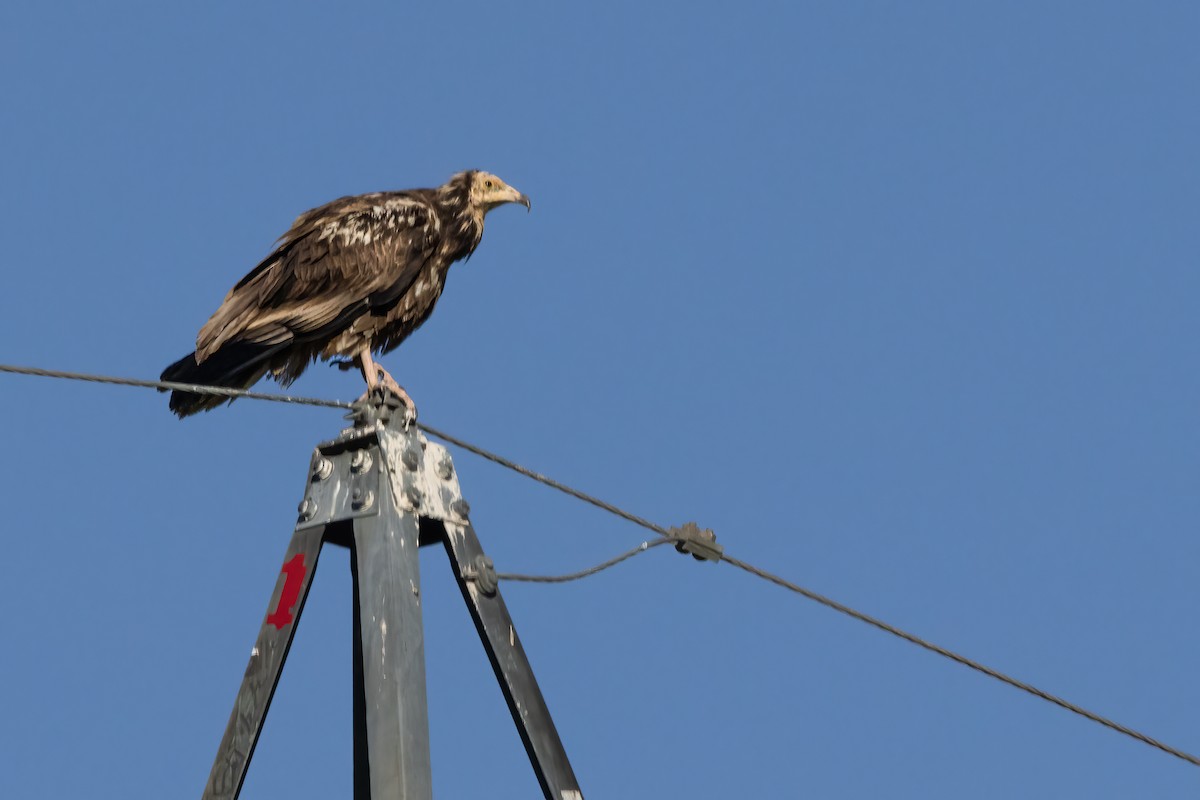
1, 2, 1198, 797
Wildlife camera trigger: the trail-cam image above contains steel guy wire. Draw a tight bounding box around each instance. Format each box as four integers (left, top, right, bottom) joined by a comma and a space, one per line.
0, 362, 667, 536
0, 362, 672, 537
717, 553, 1200, 769
497, 539, 670, 584
2, 361, 1197, 769
414, 420, 674, 538
0, 363, 354, 410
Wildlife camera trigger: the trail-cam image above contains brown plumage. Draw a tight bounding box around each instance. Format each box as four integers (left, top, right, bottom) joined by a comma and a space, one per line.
162, 170, 529, 417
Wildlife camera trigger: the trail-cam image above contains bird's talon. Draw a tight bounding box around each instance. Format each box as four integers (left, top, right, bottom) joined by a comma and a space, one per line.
353, 383, 417, 425
400, 403, 417, 429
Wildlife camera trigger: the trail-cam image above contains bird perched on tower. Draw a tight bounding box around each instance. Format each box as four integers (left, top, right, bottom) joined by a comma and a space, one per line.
161, 170, 529, 418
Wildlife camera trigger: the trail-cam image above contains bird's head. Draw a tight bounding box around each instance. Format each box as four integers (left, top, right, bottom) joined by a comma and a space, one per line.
466, 171, 531, 215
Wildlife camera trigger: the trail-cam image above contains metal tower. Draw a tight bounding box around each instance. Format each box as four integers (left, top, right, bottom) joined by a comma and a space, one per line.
201, 395, 582, 800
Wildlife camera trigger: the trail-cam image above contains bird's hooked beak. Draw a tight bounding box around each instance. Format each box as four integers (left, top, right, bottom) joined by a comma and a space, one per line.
508, 185, 531, 212
478, 174, 531, 214
496, 181, 530, 212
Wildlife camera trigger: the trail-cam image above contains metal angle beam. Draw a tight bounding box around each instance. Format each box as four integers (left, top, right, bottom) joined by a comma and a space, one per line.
442, 519, 584, 800
351, 492, 432, 800
201, 524, 326, 800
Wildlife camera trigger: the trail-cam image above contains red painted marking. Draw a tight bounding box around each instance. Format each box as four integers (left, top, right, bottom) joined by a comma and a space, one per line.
266, 553, 307, 630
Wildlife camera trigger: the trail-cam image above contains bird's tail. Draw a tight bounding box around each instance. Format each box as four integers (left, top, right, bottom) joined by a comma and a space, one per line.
160, 343, 279, 417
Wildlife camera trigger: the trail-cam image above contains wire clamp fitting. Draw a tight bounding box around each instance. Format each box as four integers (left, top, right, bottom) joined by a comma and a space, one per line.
668, 522, 722, 563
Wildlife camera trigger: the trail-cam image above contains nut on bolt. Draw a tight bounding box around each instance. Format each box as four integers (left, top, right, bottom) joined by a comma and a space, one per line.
450, 499, 471, 519
349, 449, 372, 474
464, 553, 498, 595
297, 497, 318, 521
401, 445, 421, 471
351, 487, 374, 511
311, 457, 333, 482
405, 485, 424, 508
435, 454, 454, 480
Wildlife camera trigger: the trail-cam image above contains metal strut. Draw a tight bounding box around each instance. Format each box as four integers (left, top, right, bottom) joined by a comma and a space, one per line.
201, 396, 583, 799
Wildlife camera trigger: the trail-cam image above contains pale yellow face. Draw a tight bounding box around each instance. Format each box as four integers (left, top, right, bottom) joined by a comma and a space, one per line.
471, 171, 531, 213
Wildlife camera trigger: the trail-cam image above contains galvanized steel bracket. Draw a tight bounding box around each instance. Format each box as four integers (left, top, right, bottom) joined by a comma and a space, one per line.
379, 428, 468, 526
296, 432, 385, 530
296, 416, 469, 531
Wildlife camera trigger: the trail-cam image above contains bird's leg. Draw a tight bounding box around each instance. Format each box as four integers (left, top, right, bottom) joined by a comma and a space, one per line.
358, 349, 382, 392
356, 348, 417, 422
374, 366, 417, 421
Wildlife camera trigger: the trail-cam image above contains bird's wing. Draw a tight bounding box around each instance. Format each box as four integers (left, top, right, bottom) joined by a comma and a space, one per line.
196, 193, 439, 361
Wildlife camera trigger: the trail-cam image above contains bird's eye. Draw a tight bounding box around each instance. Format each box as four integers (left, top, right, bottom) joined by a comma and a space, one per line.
485, 180, 493, 189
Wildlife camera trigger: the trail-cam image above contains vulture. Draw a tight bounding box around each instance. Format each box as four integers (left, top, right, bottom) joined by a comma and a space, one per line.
161, 170, 529, 417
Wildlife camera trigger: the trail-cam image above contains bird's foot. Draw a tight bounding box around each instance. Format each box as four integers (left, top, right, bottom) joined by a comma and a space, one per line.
355, 367, 417, 427
378, 369, 418, 426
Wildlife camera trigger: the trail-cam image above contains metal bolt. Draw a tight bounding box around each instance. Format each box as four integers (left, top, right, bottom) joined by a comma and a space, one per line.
435, 454, 454, 480
350, 449, 372, 474
465, 554, 497, 595
451, 499, 471, 519
401, 445, 421, 471
311, 457, 333, 482
297, 497, 317, 521
351, 487, 374, 511
405, 485, 424, 508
